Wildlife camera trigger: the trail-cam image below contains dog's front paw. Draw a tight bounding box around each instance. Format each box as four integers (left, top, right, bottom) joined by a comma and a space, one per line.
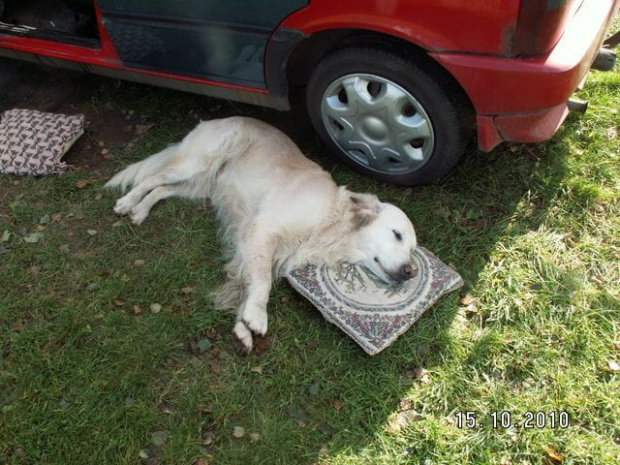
114, 196, 134, 216
242, 303, 268, 336
233, 321, 253, 354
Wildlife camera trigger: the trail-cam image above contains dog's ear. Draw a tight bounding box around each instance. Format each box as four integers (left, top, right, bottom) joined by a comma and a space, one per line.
350, 194, 382, 229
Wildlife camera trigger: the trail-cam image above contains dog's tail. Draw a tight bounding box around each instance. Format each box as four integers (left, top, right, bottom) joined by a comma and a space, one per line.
104, 144, 178, 191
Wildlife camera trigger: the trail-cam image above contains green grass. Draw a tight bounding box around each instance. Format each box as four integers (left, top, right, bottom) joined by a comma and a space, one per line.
1, 63, 619, 464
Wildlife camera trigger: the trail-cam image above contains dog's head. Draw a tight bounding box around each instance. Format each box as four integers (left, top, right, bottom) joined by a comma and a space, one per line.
347, 194, 417, 284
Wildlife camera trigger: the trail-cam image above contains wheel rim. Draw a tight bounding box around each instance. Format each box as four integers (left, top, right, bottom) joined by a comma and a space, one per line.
320, 73, 435, 175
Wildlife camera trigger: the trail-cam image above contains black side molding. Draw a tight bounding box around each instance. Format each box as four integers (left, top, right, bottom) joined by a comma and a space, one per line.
265, 28, 306, 98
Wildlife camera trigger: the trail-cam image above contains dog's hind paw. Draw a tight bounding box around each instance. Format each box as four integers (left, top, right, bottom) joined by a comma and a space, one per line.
233, 321, 253, 354
129, 208, 148, 225
114, 196, 134, 216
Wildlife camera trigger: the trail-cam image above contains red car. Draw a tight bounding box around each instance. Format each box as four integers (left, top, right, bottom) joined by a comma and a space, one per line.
0, 0, 618, 185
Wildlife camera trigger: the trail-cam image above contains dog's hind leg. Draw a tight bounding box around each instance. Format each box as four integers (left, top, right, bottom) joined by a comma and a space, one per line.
128, 185, 182, 225
114, 166, 191, 216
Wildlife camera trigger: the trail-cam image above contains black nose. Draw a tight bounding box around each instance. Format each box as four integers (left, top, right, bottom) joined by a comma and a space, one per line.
401, 264, 415, 280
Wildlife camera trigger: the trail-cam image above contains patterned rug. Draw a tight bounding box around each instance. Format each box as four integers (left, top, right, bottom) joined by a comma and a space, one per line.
287, 247, 463, 355
0, 109, 84, 176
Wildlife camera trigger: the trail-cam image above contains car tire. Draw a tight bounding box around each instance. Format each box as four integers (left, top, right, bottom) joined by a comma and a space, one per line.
306, 45, 470, 185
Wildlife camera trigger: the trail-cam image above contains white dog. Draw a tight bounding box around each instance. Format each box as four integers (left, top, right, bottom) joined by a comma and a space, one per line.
106, 117, 417, 352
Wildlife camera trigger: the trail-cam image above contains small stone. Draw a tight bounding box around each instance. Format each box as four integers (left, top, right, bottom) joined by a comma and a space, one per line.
412, 367, 431, 383
23, 232, 44, 243
317, 422, 333, 435
196, 338, 212, 353
150, 303, 162, 314
135, 124, 154, 135
151, 431, 168, 447
308, 382, 320, 396
201, 431, 215, 446
607, 361, 620, 372
158, 403, 174, 415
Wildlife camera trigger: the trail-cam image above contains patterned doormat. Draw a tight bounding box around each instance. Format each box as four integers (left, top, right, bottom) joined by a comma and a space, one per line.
0, 108, 84, 176
287, 247, 463, 355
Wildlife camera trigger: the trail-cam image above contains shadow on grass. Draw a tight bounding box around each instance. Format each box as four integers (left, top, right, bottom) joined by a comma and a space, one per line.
0, 59, 591, 464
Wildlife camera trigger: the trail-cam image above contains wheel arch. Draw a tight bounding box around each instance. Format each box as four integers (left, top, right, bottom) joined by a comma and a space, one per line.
281, 28, 475, 122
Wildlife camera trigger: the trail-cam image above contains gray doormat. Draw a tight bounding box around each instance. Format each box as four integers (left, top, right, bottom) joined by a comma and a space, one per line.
287, 247, 463, 355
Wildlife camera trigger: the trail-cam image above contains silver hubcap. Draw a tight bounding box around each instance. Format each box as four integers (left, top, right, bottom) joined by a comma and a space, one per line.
321, 74, 435, 174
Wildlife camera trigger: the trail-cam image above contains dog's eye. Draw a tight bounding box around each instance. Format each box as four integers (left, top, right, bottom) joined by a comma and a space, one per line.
393, 230, 403, 241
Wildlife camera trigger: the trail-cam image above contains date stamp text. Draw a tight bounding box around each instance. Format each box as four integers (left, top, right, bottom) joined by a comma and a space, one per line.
455, 411, 569, 429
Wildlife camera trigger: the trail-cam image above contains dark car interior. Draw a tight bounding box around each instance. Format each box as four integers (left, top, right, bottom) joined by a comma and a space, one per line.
0, 0, 99, 47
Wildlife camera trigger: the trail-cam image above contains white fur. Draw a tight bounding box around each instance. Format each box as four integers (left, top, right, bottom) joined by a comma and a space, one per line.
106, 117, 418, 352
